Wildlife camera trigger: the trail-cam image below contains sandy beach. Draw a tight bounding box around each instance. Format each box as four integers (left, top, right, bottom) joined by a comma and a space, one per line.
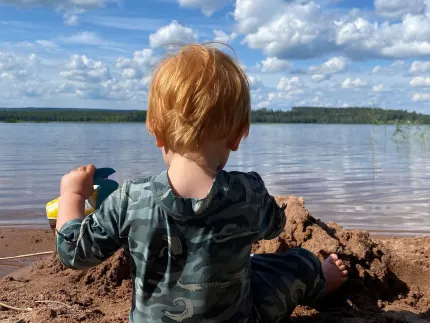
0, 228, 54, 278
1, 197, 430, 322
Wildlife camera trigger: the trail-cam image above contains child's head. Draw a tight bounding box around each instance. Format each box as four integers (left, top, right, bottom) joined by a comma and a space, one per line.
146, 43, 251, 166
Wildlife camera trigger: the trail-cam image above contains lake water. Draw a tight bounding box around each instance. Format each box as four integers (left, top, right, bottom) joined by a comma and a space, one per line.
1, 123, 430, 235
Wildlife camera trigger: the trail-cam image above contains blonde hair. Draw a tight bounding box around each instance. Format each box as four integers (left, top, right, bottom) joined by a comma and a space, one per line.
146, 43, 251, 154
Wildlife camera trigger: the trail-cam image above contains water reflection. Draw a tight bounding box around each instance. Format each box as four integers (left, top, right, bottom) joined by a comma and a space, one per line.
1, 123, 430, 234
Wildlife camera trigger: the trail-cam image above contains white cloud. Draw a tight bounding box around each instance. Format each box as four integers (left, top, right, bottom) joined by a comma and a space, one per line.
341, 77, 367, 89
277, 76, 303, 91
35, 40, 58, 48
238, 1, 328, 59
87, 16, 165, 31
373, 84, 390, 93
260, 57, 290, 73
20, 84, 48, 97
410, 76, 430, 87
248, 75, 263, 88
149, 21, 197, 48
72, 78, 148, 101
0, 0, 112, 25
60, 31, 104, 45
336, 14, 430, 58
374, 0, 426, 19
0, 52, 40, 81
309, 56, 348, 75
60, 55, 111, 83
121, 68, 142, 79
410, 61, 430, 74
0, 0, 109, 8
116, 49, 158, 69
0, 52, 18, 71
64, 13, 80, 26
311, 74, 330, 83
234, 0, 430, 60
1, 69, 29, 80
177, 0, 232, 16
213, 30, 238, 44
116, 49, 159, 80
235, 0, 287, 34
28, 53, 41, 67
54, 52, 153, 102
372, 60, 405, 75
412, 93, 430, 101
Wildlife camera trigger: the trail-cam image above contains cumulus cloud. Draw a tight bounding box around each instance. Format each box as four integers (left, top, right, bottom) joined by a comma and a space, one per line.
177, 0, 232, 16
410, 61, 430, 74
0, 52, 40, 81
273, 76, 305, 100
373, 84, 390, 93
0, 52, 19, 71
238, 1, 329, 59
149, 21, 197, 48
56, 52, 153, 102
213, 30, 238, 44
309, 56, 348, 75
260, 57, 290, 73
410, 76, 430, 87
341, 77, 367, 89
412, 93, 430, 101
248, 75, 263, 89
60, 55, 111, 83
69, 78, 148, 101
234, 0, 430, 60
277, 76, 303, 92
336, 14, 430, 58
116, 49, 159, 80
374, 0, 426, 19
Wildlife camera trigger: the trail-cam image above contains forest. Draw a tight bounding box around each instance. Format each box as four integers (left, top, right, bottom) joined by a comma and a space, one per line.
0, 107, 428, 124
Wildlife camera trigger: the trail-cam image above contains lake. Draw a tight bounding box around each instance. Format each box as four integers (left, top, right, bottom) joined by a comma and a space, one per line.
1, 123, 430, 235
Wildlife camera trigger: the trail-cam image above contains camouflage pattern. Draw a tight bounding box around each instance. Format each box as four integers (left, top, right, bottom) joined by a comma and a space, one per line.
56, 170, 325, 322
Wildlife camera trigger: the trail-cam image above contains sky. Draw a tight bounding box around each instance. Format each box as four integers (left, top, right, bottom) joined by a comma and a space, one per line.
1, 0, 430, 112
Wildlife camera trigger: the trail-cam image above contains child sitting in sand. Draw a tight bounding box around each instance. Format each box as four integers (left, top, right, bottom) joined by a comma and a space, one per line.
55, 44, 348, 323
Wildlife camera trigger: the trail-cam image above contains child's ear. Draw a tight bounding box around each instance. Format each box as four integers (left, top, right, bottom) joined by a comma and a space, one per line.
155, 134, 165, 148
228, 133, 243, 152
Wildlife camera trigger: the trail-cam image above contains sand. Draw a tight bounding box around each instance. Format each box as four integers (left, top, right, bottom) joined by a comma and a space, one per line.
1, 196, 430, 322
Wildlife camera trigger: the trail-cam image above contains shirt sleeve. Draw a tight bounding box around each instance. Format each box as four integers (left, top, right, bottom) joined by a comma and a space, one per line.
56, 182, 128, 270
248, 172, 287, 240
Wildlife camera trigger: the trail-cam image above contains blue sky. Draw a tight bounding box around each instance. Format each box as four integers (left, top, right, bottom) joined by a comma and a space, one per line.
1, 0, 430, 112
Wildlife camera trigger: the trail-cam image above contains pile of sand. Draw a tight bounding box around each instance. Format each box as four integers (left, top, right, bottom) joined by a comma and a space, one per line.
1, 196, 430, 322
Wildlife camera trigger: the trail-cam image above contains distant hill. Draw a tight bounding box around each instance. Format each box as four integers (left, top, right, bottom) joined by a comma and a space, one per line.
1, 106, 428, 124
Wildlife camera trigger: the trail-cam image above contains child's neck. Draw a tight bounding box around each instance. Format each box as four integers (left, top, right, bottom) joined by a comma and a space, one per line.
167, 153, 220, 199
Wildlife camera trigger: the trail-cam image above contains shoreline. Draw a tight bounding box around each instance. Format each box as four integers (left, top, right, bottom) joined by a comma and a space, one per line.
0, 226, 429, 279
0, 228, 54, 277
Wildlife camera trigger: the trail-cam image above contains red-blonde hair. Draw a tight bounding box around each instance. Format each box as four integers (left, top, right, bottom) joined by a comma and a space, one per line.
146, 43, 251, 154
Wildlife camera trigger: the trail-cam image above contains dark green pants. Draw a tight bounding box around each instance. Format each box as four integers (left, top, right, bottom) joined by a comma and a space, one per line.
251, 248, 326, 323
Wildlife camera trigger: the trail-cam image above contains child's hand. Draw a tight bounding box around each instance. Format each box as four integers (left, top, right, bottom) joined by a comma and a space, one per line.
61, 164, 96, 199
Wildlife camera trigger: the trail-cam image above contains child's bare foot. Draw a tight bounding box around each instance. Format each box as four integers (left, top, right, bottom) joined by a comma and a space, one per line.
323, 254, 348, 295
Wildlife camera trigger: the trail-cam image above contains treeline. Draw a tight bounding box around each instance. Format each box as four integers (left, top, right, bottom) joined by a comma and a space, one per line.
0, 107, 428, 124
252, 107, 427, 124
0, 108, 146, 123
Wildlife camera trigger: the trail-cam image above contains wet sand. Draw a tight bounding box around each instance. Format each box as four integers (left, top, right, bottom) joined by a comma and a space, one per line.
0, 228, 54, 277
